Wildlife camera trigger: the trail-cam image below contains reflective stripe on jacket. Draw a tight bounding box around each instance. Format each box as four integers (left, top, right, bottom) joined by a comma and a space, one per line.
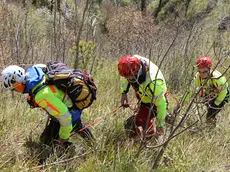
34, 85, 75, 139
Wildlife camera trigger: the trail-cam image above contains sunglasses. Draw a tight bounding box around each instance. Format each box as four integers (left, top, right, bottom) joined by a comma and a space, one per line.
198, 70, 209, 74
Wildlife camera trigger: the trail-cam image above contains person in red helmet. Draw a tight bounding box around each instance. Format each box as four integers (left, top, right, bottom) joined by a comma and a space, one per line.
118, 54, 168, 138
185, 56, 229, 128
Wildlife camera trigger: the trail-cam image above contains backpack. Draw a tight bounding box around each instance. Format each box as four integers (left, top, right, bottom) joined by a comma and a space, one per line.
29, 61, 97, 110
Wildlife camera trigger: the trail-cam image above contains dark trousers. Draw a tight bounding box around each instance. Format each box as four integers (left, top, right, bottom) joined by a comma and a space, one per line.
206, 100, 226, 120
206, 90, 229, 120
40, 118, 94, 145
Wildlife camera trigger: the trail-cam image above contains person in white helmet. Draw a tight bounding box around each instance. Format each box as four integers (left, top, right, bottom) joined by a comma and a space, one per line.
1, 63, 94, 150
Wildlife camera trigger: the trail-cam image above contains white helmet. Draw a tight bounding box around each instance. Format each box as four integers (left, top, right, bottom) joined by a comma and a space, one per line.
1, 65, 26, 89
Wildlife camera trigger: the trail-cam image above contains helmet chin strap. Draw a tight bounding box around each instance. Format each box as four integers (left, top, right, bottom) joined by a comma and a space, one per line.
136, 65, 143, 79
130, 61, 146, 84
22, 76, 27, 84
137, 60, 147, 83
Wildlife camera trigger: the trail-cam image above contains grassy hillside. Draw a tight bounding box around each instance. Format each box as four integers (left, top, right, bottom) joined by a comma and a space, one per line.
0, 61, 230, 171
0, 0, 230, 171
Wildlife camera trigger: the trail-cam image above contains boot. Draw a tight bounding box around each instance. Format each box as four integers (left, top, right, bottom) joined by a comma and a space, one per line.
165, 113, 175, 125
124, 116, 136, 138
206, 117, 216, 129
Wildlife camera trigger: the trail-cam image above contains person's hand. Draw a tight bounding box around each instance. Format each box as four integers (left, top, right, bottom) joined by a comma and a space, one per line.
173, 104, 181, 114
121, 93, 129, 108
209, 101, 219, 109
27, 95, 39, 108
156, 126, 164, 136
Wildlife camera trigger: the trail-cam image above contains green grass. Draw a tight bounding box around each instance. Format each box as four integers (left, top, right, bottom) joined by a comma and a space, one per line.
0, 63, 230, 171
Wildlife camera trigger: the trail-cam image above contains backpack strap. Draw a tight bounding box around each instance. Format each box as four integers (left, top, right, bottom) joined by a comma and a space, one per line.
28, 83, 48, 108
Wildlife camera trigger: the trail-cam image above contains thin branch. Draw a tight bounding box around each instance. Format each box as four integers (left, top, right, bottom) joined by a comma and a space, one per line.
74, 0, 89, 69
135, 23, 180, 158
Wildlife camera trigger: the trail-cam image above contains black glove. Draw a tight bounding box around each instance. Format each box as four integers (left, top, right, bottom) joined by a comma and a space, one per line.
53, 140, 76, 157
173, 104, 181, 113
62, 141, 73, 149
27, 96, 38, 108
209, 101, 219, 109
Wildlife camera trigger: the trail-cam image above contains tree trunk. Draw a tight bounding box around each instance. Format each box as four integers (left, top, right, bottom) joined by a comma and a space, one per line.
185, 0, 191, 17
154, 0, 169, 18
57, 0, 61, 12
74, 0, 89, 69
141, 0, 146, 16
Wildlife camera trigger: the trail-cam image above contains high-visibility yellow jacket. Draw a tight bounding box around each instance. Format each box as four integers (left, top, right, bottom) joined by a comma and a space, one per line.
120, 55, 167, 127
187, 70, 229, 105
34, 84, 74, 139
25, 66, 76, 140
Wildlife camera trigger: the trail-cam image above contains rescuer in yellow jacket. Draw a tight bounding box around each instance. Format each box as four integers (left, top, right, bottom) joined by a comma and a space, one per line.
184, 56, 229, 128
118, 54, 168, 138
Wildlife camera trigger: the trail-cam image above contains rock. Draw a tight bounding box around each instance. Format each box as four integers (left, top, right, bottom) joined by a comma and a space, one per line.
218, 15, 230, 31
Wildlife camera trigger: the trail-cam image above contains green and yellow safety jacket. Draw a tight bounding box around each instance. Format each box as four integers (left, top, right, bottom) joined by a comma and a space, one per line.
25, 66, 75, 140
35, 84, 74, 139
121, 55, 167, 127
187, 70, 229, 105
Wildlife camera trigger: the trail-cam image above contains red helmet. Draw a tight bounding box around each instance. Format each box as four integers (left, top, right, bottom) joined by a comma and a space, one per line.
118, 55, 141, 77
196, 56, 212, 69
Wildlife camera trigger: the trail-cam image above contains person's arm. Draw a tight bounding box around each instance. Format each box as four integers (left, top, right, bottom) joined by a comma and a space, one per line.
213, 77, 228, 105
121, 78, 130, 94
181, 73, 201, 104
120, 78, 130, 106
34, 86, 72, 140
